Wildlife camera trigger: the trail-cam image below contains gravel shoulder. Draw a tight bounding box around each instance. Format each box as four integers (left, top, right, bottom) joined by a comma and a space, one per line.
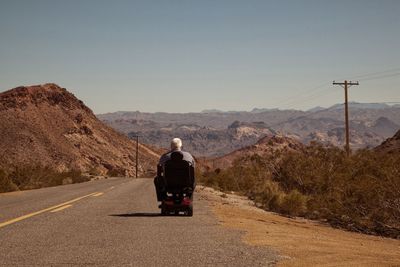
198, 186, 400, 266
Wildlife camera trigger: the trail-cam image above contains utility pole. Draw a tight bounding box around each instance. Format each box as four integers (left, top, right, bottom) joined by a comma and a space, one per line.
131, 135, 140, 178
136, 135, 139, 178
333, 80, 359, 156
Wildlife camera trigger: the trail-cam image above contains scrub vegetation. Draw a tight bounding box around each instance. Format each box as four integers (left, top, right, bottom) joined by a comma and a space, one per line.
0, 165, 89, 193
199, 143, 400, 238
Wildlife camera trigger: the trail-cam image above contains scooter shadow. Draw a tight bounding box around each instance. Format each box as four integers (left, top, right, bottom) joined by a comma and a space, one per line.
110, 212, 162, 217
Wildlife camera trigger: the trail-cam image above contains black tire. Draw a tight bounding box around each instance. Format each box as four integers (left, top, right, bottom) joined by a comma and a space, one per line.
161, 207, 167, 216
187, 206, 193, 217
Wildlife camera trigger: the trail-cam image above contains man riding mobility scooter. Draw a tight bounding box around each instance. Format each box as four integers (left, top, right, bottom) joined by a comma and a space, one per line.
157, 151, 195, 216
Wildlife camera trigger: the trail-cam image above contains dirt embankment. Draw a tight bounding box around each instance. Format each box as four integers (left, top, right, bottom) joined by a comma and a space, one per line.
198, 186, 400, 267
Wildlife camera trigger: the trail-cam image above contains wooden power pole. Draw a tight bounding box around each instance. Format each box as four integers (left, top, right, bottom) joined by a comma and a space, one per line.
131, 135, 140, 178
333, 80, 359, 156
136, 135, 139, 178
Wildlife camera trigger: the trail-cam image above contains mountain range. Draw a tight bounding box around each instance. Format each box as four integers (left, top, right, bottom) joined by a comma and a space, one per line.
98, 103, 400, 157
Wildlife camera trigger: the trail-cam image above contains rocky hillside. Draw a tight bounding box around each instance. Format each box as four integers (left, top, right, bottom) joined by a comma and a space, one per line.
375, 129, 400, 154
0, 84, 159, 176
209, 134, 303, 170
128, 121, 275, 157
278, 116, 394, 149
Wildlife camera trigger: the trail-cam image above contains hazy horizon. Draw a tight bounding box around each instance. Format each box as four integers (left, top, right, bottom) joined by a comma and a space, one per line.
1, 1, 399, 113
96, 101, 400, 115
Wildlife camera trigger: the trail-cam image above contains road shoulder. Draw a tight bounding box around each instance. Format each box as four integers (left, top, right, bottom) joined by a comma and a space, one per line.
198, 186, 400, 267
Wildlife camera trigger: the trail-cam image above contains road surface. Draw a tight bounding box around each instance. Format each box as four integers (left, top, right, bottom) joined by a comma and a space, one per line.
0, 178, 277, 266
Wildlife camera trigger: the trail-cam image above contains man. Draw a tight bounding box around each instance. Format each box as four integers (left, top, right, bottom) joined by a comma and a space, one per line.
154, 138, 195, 201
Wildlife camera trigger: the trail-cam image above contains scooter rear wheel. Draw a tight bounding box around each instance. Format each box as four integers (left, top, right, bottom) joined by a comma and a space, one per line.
161, 207, 167, 216
186, 205, 193, 217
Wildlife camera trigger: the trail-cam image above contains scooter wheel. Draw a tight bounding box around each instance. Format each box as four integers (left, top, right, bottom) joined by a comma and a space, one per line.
187, 206, 193, 217
161, 207, 167, 216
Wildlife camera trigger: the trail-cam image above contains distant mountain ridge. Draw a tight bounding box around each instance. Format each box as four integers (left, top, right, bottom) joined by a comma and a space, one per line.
98, 103, 400, 156
326, 102, 392, 111
128, 121, 275, 157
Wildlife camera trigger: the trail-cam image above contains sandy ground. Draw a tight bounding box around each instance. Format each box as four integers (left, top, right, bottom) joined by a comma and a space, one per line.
198, 186, 400, 267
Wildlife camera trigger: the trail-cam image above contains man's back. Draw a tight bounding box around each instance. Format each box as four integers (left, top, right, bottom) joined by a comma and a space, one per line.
159, 150, 195, 167
163, 152, 194, 191
154, 138, 195, 202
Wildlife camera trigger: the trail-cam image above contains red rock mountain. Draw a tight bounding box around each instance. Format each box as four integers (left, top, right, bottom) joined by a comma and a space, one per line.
209, 134, 304, 170
0, 84, 159, 176
375, 129, 400, 154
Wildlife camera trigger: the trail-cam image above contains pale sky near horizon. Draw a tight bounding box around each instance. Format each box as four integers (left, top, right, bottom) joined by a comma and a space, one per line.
0, 0, 399, 113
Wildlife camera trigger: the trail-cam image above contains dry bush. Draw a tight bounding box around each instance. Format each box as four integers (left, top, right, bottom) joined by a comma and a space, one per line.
0, 165, 89, 192
200, 154, 308, 217
107, 168, 123, 177
251, 180, 284, 211
0, 169, 18, 193
280, 189, 308, 216
275, 144, 400, 237
199, 155, 269, 192
88, 166, 102, 176
200, 143, 400, 238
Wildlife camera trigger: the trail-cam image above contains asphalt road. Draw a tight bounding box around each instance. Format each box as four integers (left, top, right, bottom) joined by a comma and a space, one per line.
0, 178, 277, 266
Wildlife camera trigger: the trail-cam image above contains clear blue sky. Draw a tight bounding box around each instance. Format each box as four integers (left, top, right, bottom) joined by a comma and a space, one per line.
1, 0, 399, 113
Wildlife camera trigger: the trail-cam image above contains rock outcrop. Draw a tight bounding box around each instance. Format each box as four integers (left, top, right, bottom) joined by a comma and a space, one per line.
375, 129, 400, 154
209, 134, 304, 170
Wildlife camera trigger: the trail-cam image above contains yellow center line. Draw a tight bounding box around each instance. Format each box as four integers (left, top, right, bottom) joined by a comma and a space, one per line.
92, 192, 104, 197
50, 204, 72, 213
0, 192, 99, 228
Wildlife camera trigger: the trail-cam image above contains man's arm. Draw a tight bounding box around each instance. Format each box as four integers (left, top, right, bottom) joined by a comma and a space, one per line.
159, 152, 172, 166
182, 151, 195, 167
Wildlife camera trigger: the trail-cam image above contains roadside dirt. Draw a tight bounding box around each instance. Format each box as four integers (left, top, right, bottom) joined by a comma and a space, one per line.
198, 186, 400, 267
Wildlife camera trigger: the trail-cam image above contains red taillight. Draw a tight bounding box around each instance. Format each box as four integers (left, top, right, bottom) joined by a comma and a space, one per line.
183, 198, 192, 205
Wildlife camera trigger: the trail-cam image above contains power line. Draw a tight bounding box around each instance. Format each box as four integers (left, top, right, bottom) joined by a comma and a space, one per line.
280, 68, 400, 109
336, 67, 400, 81
261, 67, 398, 144
271, 82, 331, 108
360, 72, 400, 82
262, 67, 399, 113
283, 87, 337, 110
271, 67, 399, 109
356, 101, 400, 104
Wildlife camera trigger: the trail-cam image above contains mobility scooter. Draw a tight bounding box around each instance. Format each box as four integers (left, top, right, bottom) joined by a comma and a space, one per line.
157, 152, 195, 216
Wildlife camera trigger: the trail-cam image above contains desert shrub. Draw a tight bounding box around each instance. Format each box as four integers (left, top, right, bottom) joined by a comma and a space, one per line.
88, 166, 102, 176
251, 180, 284, 211
200, 143, 400, 238
199, 155, 271, 193
275, 144, 400, 237
0, 169, 18, 193
107, 168, 125, 177
1, 165, 89, 192
280, 189, 308, 216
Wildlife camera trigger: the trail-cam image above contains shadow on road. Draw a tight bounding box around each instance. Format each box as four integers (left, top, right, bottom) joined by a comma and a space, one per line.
110, 212, 162, 217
